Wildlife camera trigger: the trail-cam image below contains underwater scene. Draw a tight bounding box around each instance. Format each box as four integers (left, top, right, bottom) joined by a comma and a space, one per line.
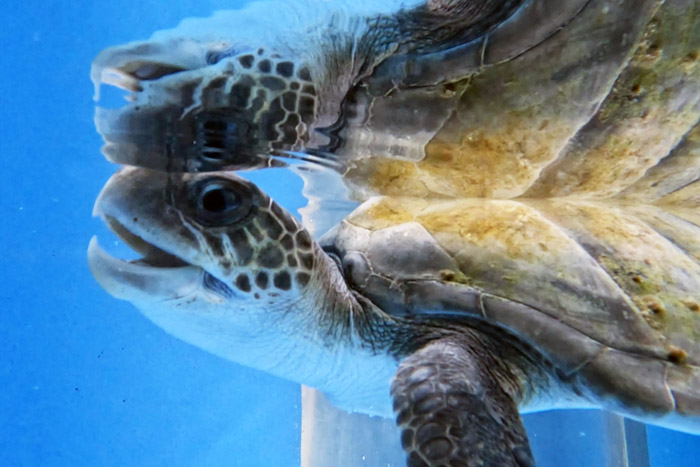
2, 0, 700, 466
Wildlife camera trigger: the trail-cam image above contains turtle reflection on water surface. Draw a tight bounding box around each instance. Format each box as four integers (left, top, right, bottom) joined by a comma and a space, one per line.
91, 0, 700, 201
89, 168, 700, 466
91, 0, 592, 172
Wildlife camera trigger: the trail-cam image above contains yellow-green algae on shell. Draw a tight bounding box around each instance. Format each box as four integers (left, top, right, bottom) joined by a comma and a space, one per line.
348, 196, 700, 365
343, 0, 700, 201
329, 2, 700, 422
338, 0, 700, 369
620, 124, 700, 202
528, 0, 700, 198
340, 190, 700, 418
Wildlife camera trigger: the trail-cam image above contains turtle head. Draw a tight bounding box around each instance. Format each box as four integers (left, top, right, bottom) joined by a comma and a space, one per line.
93, 35, 320, 173
88, 167, 328, 374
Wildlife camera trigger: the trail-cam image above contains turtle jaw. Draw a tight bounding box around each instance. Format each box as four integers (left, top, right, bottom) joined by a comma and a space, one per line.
87, 236, 207, 303
88, 203, 219, 304
88, 167, 241, 304
90, 37, 226, 101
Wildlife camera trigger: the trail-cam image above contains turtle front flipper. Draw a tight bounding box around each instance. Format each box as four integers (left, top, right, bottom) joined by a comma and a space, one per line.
392, 335, 534, 467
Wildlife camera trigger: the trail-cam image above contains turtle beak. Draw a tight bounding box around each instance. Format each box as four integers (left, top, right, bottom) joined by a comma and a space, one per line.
91, 38, 218, 172
91, 39, 208, 101
88, 167, 205, 303
87, 236, 203, 303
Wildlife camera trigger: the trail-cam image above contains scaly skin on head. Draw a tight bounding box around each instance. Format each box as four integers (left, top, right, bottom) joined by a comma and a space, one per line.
89, 167, 414, 411
91, 0, 533, 173
92, 42, 324, 172
89, 167, 553, 465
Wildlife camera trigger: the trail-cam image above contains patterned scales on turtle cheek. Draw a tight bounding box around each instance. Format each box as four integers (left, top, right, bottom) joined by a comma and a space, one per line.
94, 0, 586, 173
198, 48, 318, 158
219, 197, 316, 299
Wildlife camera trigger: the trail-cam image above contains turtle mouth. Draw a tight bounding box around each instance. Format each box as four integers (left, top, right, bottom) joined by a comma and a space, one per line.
96, 66, 144, 99
88, 213, 207, 303
90, 40, 199, 102
91, 42, 212, 171
91, 59, 189, 115
101, 214, 190, 269
99, 61, 188, 93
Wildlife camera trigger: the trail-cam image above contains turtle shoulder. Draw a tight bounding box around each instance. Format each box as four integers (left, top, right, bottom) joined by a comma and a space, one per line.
338, 0, 594, 174
325, 196, 700, 425
92, 0, 439, 171
345, 0, 700, 200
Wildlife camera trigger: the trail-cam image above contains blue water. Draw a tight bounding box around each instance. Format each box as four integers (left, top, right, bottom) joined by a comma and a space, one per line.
1, 1, 698, 466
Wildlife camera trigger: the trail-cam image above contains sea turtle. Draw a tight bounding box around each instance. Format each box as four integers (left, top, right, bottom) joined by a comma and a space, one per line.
90, 0, 700, 199
90, 0, 594, 172
87, 167, 700, 466
88, 0, 700, 464
89, 0, 700, 227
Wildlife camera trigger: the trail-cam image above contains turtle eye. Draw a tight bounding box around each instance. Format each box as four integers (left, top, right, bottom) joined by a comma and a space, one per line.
192, 179, 253, 226
200, 185, 239, 213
